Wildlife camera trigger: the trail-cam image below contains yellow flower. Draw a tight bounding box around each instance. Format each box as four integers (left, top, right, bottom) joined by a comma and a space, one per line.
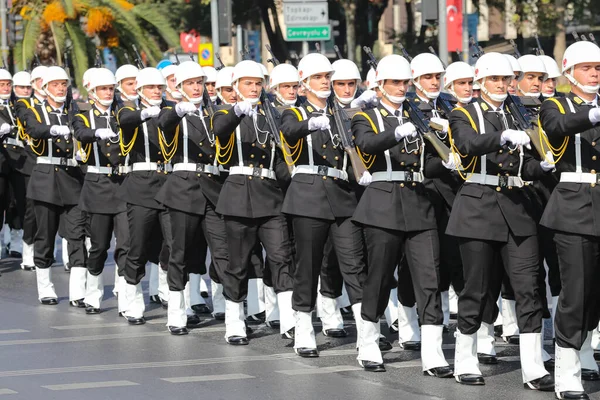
42, 1, 68, 25
85, 7, 114, 35
114, 0, 134, 11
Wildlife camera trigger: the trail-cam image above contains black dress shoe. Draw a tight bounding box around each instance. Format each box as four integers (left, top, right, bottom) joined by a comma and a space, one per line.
400, 341, 421, 351
266, 320, 280, 329
186, 314, 202, 328
226, 335, 249, 345
295, 347, 318, 357
556, 391, 589, 399
544, 358, 555, 370
503, 335, 519, 345
20, 265, 34, 271
213, 312, 225, 321
477, 353, 498, 364
389, 320, 399, 333
200, 290, 209, 298
123, 315, 145, 325
247, 311, 265, 324
359, 360, 386, 372
191, 304, 211, 314
494, 325, 503, 337
340, 306, 354, 320
281, 328, 294, 340
40, 297, 58, 305
168, 326, 189, 335
455, 374, 485, 385
323, 328, 348, 338
424, 366, 454, 378
70, 299, 86, 308
379, 337, 393, 351
581, 368, 600, 381
524, 374, 554, 391
10, 251, 22, 258
85, 305, 101, 314
149, 295, 162, 304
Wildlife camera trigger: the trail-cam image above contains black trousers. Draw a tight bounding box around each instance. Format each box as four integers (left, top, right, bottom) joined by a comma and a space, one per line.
361, 226, 442, 325
168, 203, 229, 292
5, 169, 26, 230
397, 257, 416, 307
457, 234, 543, 335
292, 216, 365, 313
33, 200, 86, 269
553, 231, 600, 349
223, 214, 293, 302
124, 203, 172, 285
319, 238, 344, 299
22, 176, 36, 245
436, 204, 465, 294
87, 212, 129, 276
541, 225, 561, 297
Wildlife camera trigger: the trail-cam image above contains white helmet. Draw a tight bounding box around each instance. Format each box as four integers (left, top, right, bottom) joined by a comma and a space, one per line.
30, 65, 48, 92
443, 61, 474, 103
410, 53, 445, 99
517, 54, 548, 96
562, 41, 600, 94
135, 67, 165, 106
88, 68, 116, 107
365, 68, 377, 90
475, 53, 513, 102
160, 64, 181, 100
538, 55, 561, 79
12, 71, 31, 87
269, 64, 299, 106
258, 63, 269, 78
216, 66, 235, 89
331, 59, 361, 105
503, 54, 523, 80
42, 66, 69, 103
0, 69, 12, 101
115, 64, 138, 83
472, 66, 481, 90
82, 67, 98, 90
376, 54, 412, 104
298, 53, 333, 99
175, 61, 206, 104
203, 66, 218, 83
231, 60, 264, 105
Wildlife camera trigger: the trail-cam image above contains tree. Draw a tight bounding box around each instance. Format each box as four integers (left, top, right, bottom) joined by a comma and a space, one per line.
11, 0, 179, 88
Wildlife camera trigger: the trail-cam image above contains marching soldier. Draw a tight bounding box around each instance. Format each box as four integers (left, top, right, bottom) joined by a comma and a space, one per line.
211, 60, 295, 345
115, 64, 139, 103
538, 41, 600, 400
539, 55, 562, 99
117, 67, 172, 325
517, 55, 547, 98
21, 66, 87, 306
156, 61, 225, 335
215, 67, 236, 105
504, 54, 523, 96
351, 54, 453, 375
268, 64, 299, 107
203, 66, 218, 104
162, 64, 183, 103
448, 52, 553, 390
444, 61, 475, 108
72, 68, 128, 314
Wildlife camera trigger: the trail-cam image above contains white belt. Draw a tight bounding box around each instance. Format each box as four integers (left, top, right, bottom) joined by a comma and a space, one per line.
560, 172, 597, 184
229, 166, 276, 180
4, 138, 23, 148
132, 162, 172, 173
173, 163, 220, 175
466, 173, 524, 188
371, 171, 423, 183
87, 165, 131, 175
292, 165, 348, 181
37, 156, 78, 167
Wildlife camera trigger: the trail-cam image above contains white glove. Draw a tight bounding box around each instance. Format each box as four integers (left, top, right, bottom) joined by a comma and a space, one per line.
95, 128, 118, 140
233, 101, 253, 117
442, 153, 461, 171
540, 151, 555, 172
589, 108, 600, 125
500, 129, 531, 148
358, 171, 372, 186
175, 102, 197, 117
430, 117, 449, 133
50, 125, 70, 137
140, 106, 161, 120
0, 123, 11, 136
308, 115, 331, 131
394, 122, 418, 141
350, 90, 379, 109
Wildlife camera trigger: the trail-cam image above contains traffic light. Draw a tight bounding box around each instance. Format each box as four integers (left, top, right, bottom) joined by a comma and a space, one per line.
217, 0, 232, 46
8, 14, 23, 46
331, 20, 340, 37
418, 0, 439, 23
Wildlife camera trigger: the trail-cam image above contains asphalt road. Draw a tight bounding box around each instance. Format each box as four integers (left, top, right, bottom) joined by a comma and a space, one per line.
0, 251, 598, 400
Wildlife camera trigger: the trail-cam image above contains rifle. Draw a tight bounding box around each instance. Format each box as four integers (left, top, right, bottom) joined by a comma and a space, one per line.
63, 51, 76, 111
326, 93, 367, 181
404, 97, 452, 163
314, 42, 321, 53
131, 44, 145, 69
509, 39, 521, 58
124, 52, 131, 65
363, 46, 378, 69
581, 35, 588, 42
266, 44, 280, 66
240, 45, 250, 61
398, 43, 413, 61
333, 45, 343, 60
572, 31, 580, 42
590, 33, 598, 46
534, 34, 545, 55
469, 36, 485, 59
505, 94, 545, 158
290, 53, 299, 67
429, 46, 446, 68
259, 88, 294, 173
173, 53, 180, 65
94, 48, 103, 68
215, 53, 225, 70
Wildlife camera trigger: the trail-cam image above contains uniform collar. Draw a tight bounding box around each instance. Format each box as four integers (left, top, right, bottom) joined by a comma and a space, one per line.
480, 97, 505, 112
306, 100, 327, 113
380, 100, 402, 117
570, 92, 599, 107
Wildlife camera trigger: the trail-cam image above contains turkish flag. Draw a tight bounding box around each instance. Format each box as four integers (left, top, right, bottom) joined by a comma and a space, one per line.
180, 30, 201, 54
447, 0, 463, 52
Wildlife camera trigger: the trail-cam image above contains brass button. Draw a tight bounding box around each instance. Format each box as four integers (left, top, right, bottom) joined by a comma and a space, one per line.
498, 149, 503, 154
414, 150, 419, 155
262, 144, 266, 148
106, 143, 110, 147
3, 145, 6, 148
252, 143, 256, 147
592, 183, 597, 188
158, 151, 161, 155
208, 174, 212, 177
509, 163, 513, 167
260, 177, 264, 180
322, 155, 327, 159
56, 149, 60, 153
593, 156, 597, 161
249, 164, 254, 168
197, 173, 201, 177
199, 153, 203, 157
401, 149, 405, 153
118, 153, 122, 156
248, 176, 252, 180
334, 177, 338, 180
400, 162, 405, 166
496, 187, 501, 191
412, 182, 417, 187
210, 154, 214, 158
107, 163, 111, 167
250, 154, 255, 158
400, 183, 405, 187
509, 150, 513, 155
322, 176, 327, 180
106, 153, 110, 156
322, 144, 327, 149
54, 167, 58, 171
261, 155, 266, 159
498, 163, 502, 167
593, 142, 597, 146
199, 142, 203, 146
211, 144, 214, 148
157, 160, 162, 164
413, 162, 417, 166
259, 164, 264, 168
57, 139, 61, 143
66, 140, 70, 144
592, 169, 597, 174
66, 148, 70, 152
334, 156, 339, 161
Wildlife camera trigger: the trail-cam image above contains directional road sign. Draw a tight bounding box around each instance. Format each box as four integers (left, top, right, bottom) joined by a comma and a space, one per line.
284, 2, 328, 26
285, 26, 331, 42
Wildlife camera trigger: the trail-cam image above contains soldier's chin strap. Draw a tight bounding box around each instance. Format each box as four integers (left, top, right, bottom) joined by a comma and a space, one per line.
413, 77, 440, 99
565, 68, 600, 94
137, 89, 161, 106
302, 77, 330, 99
233, 81, 259, 106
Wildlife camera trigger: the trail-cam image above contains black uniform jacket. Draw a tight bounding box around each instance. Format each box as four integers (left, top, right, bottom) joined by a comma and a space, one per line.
0, 97, 33, 175
73, 103, 127, 214
447, 97, 547, 241
117, 100, 170, 210
539, 92, 600, 236
155, 104, 223, 215
211, 104, 286, 218
20, 101, 83, 206
350, 103, 439, 232
279, 102, 357, 220
13, 96, 42, 176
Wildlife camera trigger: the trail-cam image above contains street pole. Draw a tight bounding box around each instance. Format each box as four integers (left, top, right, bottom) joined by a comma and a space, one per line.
210, 0, 219, 65
302, 41, 309, 57
236, 25, 243, 63
438, 0, 448, 65
0, 0, 8, 67
462, 0, 469, 62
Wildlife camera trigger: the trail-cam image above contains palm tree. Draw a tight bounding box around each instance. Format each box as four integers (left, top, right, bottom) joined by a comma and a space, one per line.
11, 0, 179, 88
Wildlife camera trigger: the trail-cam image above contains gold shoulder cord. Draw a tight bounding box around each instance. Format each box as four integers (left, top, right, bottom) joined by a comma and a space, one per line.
75, 114, 92, 163
212, 109, 234, 165
538, 98, 569, 164
158, 126, 178, 163
448, 107, 477, 181
118, 107, 138, 156
23, 101, 46, 156
280, 108, 304, 166
353, 111, 377, 169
